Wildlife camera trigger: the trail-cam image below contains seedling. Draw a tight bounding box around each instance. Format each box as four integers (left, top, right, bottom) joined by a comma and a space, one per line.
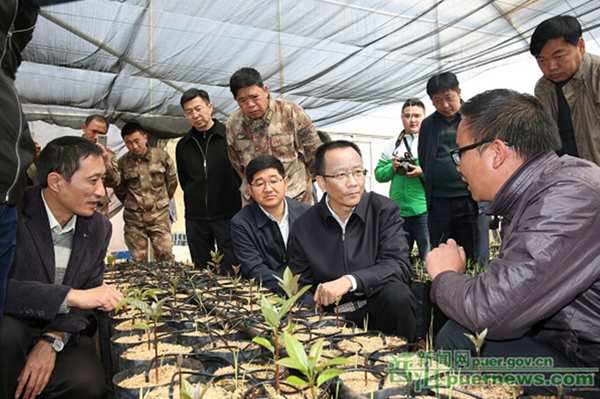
252, 269, 311, 394
278, 332, 349, 399
464, 328, 488, 358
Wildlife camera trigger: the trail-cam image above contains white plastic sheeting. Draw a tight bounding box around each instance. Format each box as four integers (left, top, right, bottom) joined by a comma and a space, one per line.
16, 0, 600, 137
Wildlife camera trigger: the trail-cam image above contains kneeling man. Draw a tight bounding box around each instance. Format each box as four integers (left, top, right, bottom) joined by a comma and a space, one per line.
0, 137, 123, 399
428, 89, 600, 394
231, 155, 310, 293
288, 141, 416, 339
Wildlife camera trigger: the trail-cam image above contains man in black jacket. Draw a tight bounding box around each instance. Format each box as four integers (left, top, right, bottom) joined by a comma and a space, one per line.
0, 136, 123, 399
417, 72, 478, 261
177, 89, 241, 272
1, 0, 37, 318
288, 141, 416, 339
231, 155, 310, 293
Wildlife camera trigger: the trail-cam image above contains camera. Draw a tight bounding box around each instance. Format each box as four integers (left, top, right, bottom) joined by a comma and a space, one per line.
394, 152, 417, 174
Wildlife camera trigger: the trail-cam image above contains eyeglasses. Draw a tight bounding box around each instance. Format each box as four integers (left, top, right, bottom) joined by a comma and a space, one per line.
322, 169, 367, 182
449, 138, 495, 166
250, 176, 284, 189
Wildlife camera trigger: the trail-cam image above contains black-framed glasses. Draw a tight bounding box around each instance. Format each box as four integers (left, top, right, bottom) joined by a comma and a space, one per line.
322, 169, 367, 182
449, 138, 494, 166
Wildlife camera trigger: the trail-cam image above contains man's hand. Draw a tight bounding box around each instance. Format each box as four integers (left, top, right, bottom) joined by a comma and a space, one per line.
426, 238, 466, 280
391, 158, 402, 172
15, 340, 56, 399
406, 165, 423, 177
66, 283, 123, 312
95, 142, 112, 162
314, 277, 352, 306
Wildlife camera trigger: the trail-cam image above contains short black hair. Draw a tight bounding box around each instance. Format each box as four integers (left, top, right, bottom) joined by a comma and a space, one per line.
121, 122, 146, 139
245, 155, 285, 183
460, 89, 561, 159
402, 98, 425, 112
426, 72, 460, 97
84, 114, 109, 128
229, 67, 264, 98
315, 140, 362, 176
180, 88, 210, 108
37, 136, 103, 188
530, 15, 582, 56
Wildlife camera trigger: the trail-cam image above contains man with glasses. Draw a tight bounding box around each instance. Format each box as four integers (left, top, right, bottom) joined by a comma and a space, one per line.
418, 71, 480, 336
226, 67, 322, 204
418, 72, 479, 262
427, 89, 600, 396
288, 141, 416, 339
231, 155, 309, 292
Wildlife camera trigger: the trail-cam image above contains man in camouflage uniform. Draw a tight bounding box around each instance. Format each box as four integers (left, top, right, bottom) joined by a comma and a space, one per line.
226, 67, 322, 204
115, 122, 177, 261
80, 114, 120, 216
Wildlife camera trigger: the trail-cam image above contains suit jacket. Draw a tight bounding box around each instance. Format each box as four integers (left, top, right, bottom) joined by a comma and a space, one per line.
4, 187, 111, 334
231, 197, 310, 292
288, 192, 411, 300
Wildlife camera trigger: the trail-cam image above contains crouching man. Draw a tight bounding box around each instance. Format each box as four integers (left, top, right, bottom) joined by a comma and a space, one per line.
428, 89, 600, 395
288, 141, 416, 339
231, 155, 310, 292
0, 136, 123, 399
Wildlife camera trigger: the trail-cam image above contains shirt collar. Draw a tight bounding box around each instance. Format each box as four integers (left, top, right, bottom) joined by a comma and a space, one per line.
258, 199, 288, 224
322, 192, 368, 226
41, 190, 77, 234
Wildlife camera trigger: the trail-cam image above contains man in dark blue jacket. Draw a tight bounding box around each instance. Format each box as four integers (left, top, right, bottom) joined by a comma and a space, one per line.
177, 89, 241, 273
231, 155, 310, 292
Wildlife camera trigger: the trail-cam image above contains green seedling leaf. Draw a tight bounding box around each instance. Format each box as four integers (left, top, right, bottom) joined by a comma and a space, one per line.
252, 336, 274, 353
317, 368, 345, 388
260, 295, 281, 328
286, 375, 308, 389
282, 332, 309, 374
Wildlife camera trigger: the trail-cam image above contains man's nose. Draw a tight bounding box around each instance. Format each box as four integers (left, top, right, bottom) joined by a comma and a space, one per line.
95, 180, 106, 197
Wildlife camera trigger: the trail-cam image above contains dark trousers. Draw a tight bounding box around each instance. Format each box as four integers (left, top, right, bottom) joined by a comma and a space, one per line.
0, 205, 17, 317
345, 281, 416, 341
0, 315, 105, 399
186, 218, 236, 273
403, 212, 430, 259
436, 320, 599, 397
428, 196, 478, 260
428, 196, 479, 336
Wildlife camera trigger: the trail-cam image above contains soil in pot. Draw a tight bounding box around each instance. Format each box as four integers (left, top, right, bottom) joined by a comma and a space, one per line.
122, 342, 193, 362
337, 369, 382, 396
114, 319, 165, 333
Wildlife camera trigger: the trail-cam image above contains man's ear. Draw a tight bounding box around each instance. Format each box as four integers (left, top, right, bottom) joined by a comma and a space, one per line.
492, 139, 509, 169
244, 181, 252, 199
316, 175, 326, 192
46, 172, 63, 193
577, 37, 586, 55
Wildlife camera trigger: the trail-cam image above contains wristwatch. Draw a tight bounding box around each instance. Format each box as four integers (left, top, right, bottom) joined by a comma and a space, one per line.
40, 334, 65, 352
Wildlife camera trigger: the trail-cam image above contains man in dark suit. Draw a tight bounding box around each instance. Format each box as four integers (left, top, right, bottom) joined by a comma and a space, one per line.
0, 136, 123, 399
231, 155, 310, 293
288, 141, 416, 339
